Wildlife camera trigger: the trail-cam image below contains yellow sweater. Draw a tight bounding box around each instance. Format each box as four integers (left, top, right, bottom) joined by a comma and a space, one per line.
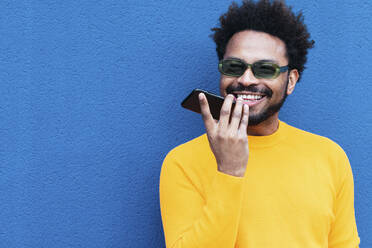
159, 121, 360, 248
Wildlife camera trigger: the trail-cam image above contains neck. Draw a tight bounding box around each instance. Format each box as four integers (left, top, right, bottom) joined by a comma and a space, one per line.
247, 113, 279, 136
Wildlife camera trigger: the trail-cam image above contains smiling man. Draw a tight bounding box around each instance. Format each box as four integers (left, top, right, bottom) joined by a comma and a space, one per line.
159, 1, 360, 247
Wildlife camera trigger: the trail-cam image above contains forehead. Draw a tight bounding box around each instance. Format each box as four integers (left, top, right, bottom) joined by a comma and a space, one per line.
224, 30, 288, 64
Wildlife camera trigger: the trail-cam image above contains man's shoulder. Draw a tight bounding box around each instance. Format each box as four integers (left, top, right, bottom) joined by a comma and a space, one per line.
284, 122, 346, 157
161, 133, 216, 178
285, 123, 354, 190
164, 133, 212, 162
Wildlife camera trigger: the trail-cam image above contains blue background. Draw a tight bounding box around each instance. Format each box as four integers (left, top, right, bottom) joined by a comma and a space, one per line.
0, 0, 371, 247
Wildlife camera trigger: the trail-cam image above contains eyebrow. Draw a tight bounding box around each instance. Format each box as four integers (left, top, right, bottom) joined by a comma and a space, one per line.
259, 59, 279, 64
224, 56, 280, 64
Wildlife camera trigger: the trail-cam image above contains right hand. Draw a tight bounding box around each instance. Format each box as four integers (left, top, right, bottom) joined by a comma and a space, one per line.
199, 93, 249, 177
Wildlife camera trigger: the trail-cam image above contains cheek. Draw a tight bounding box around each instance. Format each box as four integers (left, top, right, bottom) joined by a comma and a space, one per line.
269, 77, 288, 97
272, 84, 287, 99
219, 77, 233, 96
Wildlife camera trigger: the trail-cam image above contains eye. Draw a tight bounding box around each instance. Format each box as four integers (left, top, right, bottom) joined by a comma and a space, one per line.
224, 60, 245, 73
257, 63, 276, 74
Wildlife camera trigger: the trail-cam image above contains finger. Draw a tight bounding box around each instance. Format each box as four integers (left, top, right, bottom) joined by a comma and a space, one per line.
218, 94, 235, 130
229, 97, 244, 131
238, 104, 249, 133
199, 93, 216, 133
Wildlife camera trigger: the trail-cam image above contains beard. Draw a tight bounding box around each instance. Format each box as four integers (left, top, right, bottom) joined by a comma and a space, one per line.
226, 78, 289, 126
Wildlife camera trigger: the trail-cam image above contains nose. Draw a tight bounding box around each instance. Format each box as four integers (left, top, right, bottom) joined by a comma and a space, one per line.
237, 65, 259, 86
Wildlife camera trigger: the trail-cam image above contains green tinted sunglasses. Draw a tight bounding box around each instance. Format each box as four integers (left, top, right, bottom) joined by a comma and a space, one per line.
218, 58, 289, 79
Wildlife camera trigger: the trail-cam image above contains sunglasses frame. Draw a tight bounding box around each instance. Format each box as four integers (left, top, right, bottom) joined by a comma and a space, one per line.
218, 58, 289, 79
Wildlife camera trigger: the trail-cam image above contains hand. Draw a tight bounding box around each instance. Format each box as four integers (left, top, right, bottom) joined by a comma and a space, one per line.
199, 93, 249, 177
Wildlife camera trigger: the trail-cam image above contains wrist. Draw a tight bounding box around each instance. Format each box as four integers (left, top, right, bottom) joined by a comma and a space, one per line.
217, 166, 246, 177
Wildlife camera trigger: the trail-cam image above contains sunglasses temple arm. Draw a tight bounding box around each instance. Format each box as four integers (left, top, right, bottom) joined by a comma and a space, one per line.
279, 66, 289, 72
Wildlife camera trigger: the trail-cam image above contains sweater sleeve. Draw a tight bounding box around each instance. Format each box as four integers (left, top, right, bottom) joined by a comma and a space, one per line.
328, 149, 360, 248
159, 151, 246, 248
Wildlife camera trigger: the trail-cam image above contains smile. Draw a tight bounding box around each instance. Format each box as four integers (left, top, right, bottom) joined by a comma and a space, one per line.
234, 92, 267, 107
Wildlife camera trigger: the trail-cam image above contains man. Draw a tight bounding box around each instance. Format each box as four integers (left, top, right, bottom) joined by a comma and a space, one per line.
159, 0, 360, 247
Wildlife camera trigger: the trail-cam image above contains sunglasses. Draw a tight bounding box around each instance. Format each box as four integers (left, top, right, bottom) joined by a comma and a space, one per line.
218, 58, 289, 79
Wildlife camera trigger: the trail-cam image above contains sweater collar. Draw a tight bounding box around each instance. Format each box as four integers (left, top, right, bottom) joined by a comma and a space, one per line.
248, 120, 288, 148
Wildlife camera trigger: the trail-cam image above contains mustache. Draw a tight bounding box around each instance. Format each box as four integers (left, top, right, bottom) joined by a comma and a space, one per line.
226, 84, 273, 97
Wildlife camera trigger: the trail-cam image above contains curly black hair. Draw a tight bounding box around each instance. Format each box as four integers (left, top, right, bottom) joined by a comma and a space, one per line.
211, 0, 315, 81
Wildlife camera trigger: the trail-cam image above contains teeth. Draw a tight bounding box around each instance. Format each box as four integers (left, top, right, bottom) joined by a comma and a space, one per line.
237, 94, 264, 100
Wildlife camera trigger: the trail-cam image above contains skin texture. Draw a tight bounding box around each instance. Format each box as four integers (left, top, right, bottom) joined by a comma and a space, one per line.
200, 30, 299, 177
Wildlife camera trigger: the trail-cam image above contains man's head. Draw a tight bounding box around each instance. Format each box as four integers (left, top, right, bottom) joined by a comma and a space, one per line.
211, 0, 314, 126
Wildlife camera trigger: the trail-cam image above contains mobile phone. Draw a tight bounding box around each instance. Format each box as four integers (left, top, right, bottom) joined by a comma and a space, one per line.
181, 89, 235, 120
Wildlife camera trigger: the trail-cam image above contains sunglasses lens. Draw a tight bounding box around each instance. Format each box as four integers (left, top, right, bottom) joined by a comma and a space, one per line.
219, 59, 282, 78
220, 60, 246, 76
253, 62, 278, 78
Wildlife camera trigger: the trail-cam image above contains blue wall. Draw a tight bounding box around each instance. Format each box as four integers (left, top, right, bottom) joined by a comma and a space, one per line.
0, 0, 371, 247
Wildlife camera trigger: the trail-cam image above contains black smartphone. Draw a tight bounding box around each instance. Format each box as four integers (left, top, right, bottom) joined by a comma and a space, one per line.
181, 89, 235, 120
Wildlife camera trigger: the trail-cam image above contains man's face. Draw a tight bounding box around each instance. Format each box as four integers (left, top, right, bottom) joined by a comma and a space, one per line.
220, 30, 296, 126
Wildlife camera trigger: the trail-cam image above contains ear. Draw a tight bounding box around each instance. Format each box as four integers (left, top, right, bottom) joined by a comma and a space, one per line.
287, 69, 299, 95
